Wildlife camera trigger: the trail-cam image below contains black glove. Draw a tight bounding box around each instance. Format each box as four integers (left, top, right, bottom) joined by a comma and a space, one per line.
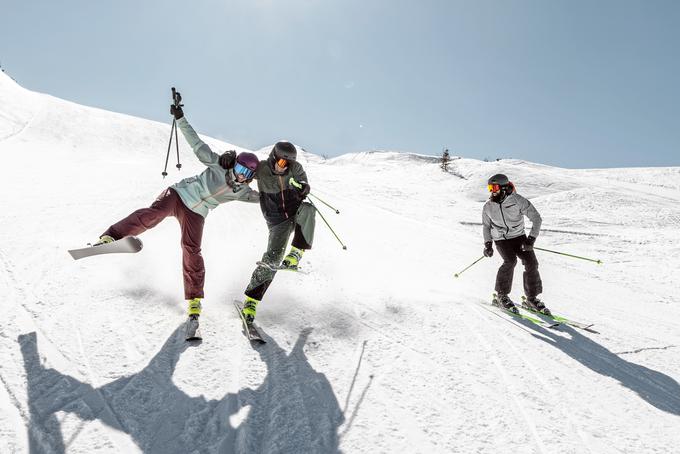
298, 182, 311, 200
483, 241, 494, 257
170, 104, 184, 120
521, 235, 536, 252
219, 150, 236, 169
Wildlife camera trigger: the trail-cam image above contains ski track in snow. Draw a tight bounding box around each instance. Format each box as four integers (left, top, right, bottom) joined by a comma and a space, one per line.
2, 72, 680, 453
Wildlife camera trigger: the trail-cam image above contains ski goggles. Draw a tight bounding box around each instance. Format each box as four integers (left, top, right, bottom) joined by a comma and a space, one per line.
487, 183, 501, 193
276, 158, 288, 168
234, 162, 255, 180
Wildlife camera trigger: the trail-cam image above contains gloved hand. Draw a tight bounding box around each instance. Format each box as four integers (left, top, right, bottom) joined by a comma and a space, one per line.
170, 104, 184, 120
289, 178, 310, 200
219, 150, 236, 169
298, 182, 311, 200
483, 241, 494, 257
521, 235, 536, 252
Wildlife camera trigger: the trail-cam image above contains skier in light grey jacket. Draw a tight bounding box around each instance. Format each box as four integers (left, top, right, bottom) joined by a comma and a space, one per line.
95, 101, 260, 319
482, 173, 551, 315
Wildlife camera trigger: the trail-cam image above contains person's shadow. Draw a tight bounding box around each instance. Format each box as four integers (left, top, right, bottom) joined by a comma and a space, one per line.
524, 322, 680, 416
237, 328, 344, 453
19, 326, 344, 453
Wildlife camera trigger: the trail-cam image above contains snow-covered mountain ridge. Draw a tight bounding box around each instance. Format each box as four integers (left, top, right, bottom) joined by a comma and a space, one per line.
1, 71, 679, 453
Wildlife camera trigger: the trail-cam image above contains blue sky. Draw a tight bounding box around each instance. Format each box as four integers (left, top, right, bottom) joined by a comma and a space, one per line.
1, 0, 678, 168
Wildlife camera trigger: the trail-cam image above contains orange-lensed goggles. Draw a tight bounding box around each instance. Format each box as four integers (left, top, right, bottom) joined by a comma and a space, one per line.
276, 158, 288, 168
487, 183, 501, 193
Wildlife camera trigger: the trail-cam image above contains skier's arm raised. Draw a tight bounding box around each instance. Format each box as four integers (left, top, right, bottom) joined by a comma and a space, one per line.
170, 105, 221, 167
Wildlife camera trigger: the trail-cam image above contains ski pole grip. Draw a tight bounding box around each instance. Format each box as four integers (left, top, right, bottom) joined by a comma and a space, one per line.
171, 87, 182, 106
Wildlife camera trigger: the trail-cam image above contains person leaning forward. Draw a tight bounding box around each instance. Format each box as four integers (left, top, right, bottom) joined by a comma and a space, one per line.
239, 141, 316, 323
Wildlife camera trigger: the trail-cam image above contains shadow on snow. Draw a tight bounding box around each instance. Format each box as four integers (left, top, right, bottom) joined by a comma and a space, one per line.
19, 325, 344, 453
525, 322, 680, 416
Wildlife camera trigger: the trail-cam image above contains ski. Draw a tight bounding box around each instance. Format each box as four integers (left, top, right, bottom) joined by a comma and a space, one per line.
233, 301, 266, 343
520, 297, 598, 333
185, 314, 202, 341
255, 260, 308, 274
489, 294, 560, 329
68, 236, 143, 260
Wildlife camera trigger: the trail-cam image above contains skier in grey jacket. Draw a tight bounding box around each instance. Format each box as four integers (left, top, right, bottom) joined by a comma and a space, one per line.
482, 173, 551, 314
95, 101, 260, 319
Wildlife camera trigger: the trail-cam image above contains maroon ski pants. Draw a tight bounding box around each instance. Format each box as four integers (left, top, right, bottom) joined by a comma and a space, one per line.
102, 188, 205, 299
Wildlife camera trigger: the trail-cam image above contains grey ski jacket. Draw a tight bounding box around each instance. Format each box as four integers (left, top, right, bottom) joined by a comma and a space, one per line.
482, 192, 542, 242
171, 117, 259, 218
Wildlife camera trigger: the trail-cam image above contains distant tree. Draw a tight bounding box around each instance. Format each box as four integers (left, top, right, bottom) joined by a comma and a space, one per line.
441, 148, 451, 172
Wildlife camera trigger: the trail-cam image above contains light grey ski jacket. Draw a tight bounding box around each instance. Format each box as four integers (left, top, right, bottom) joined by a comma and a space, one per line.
171, 117, 259, 218
482, 192, 542, 242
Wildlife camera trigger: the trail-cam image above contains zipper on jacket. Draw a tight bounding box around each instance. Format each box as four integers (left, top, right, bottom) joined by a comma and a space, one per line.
499, 202, 510, 239
191, 183, 230, 211
278, 176, 289, 219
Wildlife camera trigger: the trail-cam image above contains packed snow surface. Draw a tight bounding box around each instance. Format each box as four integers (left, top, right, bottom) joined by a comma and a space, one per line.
1, 72, 679, 453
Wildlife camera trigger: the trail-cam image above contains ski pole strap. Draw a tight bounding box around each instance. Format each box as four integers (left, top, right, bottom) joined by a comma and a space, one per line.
309, 193, 340, 214
309, 200, 347, 250
454, 256, 485, 278
534, 247, 602, 264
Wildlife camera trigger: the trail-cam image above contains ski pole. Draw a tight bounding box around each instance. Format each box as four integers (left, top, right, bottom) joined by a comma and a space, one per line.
172, 87, 182, 171
162, 119, 176, 178
163, 87, 183, 177
309, 200, 347, 250
309, 193, 340, 214
534, 247, 602, 264
454, 256, 485, 278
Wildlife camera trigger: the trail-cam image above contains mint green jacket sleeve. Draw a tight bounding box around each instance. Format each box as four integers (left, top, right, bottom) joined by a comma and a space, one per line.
176, 117, 220, 167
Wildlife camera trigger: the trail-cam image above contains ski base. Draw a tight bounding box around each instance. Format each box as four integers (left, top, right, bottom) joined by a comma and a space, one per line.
185, 315, 202, 341
233, 301, 266, 343
69, 236, 143, 260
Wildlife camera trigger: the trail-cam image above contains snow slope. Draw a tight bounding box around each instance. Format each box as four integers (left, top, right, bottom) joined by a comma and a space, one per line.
1, 72, 679, 453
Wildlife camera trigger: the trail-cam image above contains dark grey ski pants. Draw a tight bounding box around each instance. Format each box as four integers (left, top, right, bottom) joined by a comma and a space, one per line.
244, 202, 316, 301
494, 235, 543, 299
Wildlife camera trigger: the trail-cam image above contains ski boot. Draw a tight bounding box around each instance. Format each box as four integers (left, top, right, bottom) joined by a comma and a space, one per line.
492, 293, 519, 314
281, 246, 304, 270
241, 296, 260, 324
188, 298, 202, 317
522, 296, 551, 316
93, 235, 114, 246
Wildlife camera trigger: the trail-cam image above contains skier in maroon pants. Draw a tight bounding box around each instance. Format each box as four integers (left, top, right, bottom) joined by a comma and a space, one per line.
96, 101, 260, 320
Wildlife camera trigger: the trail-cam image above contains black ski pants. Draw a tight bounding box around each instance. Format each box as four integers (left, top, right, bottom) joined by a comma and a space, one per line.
494, 235, 543, 299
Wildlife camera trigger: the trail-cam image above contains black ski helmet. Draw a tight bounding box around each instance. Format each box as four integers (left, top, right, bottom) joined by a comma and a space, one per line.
487, 173, 509, 186
271, 141, 297, 161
